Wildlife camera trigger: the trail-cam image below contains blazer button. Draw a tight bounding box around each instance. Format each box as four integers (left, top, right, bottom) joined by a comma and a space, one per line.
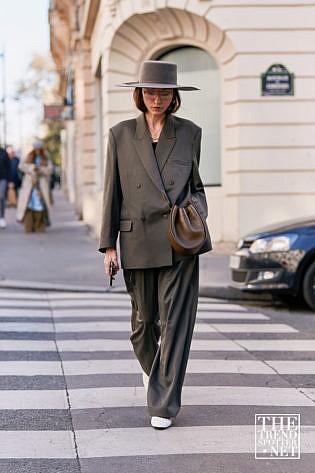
162, 213, 168, 219
136, 184, 141, 188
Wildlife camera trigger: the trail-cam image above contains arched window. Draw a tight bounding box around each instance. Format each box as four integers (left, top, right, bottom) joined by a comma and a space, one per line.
158, 47, 220, 186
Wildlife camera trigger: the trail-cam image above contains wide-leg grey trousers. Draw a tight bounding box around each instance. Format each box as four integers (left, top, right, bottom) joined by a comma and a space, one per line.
123, 256, 199, 418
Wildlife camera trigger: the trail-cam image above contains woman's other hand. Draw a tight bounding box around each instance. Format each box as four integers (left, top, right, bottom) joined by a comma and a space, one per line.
104, 248, 119, 277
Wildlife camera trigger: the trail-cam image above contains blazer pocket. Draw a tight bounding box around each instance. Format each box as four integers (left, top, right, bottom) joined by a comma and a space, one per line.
120, 220, 132, 232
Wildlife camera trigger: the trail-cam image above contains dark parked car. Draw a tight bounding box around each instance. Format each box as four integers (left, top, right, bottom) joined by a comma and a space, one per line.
230, 217, 315, 310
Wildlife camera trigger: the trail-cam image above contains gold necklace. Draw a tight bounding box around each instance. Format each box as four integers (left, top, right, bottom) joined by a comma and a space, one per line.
149, 124, 163, 141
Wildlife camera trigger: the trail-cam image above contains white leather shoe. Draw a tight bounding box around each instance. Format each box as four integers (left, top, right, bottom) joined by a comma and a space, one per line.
142, 371, 149, 393
151, 416, 172, 429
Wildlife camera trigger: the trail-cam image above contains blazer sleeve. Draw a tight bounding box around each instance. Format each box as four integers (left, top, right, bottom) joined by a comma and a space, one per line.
99, 129, 122, 253
190, 127, 208, 219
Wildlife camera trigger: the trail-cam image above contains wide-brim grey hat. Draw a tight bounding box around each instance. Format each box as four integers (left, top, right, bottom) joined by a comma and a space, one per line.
118, 60, 199, 91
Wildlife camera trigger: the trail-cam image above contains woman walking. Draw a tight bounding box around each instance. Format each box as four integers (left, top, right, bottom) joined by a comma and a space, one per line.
99, 60, 211, 429
17, 140, 52, 232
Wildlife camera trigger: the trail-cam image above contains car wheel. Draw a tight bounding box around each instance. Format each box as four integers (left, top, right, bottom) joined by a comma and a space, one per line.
302, 261, 315, 311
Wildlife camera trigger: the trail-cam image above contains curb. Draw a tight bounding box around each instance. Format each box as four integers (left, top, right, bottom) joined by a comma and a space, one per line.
0, 279, 272, 302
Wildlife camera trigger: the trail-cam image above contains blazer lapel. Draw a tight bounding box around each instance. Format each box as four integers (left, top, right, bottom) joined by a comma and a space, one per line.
133, 114, 168, 197
155, 115, 176, 171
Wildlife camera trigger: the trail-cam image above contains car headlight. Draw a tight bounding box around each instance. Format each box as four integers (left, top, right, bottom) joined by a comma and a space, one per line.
249, 234, 298, 254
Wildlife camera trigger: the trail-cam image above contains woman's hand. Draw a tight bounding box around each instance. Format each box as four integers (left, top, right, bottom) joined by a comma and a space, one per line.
104, 248, 119, 277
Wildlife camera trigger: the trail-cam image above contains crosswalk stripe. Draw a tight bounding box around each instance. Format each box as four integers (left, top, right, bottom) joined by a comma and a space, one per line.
0, 309, 269, 320
68, 386, 313, 409
0, 339, 245, 352
266, 360, 315, 374
0, 359, 274, 376
211, 323, 297, 333
0, 386, 311, 410
62, 359, 275, 375
0, 340, 56, 350
0, 390, 68, 409
0, 310, 51, 318
3, 358, 315, 376
0, 426, 313, 458
197, 312, 269, 320
0, 361, 62, 375
235, 339, 315, 351
0, 300, 50, 308
75, 425, 315, 457
0, 321, 296, 333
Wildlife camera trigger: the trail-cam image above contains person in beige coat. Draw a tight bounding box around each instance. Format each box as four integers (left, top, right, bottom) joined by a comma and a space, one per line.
99, 61, 211, 430
17, 140, 52, 232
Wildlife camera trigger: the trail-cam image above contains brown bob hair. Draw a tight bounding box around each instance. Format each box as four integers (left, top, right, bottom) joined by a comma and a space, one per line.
133, 87, 181, 114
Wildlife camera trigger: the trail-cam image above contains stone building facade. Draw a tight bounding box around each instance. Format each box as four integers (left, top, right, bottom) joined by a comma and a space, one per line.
49, 0, 315, 242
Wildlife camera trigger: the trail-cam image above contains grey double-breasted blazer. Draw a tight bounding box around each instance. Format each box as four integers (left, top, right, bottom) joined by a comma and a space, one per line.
99, 113, 211, 269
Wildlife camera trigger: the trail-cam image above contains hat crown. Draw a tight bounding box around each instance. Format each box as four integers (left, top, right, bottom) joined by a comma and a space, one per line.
139, 61, 177, 86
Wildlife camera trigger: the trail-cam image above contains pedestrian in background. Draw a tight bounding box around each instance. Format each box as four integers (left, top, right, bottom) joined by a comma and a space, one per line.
0, 146, 10, 229
17, 140, 52, 232
7, 147, 21, 207
99, 61, 211, 429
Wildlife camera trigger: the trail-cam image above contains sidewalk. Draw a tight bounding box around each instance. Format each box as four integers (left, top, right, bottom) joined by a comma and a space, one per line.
0, 189, 263, 301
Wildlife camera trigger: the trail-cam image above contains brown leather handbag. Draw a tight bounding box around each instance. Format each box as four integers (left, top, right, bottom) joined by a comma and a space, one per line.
168, 200, 209, 256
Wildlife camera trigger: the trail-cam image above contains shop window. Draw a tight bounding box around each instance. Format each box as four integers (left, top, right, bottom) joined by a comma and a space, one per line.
158, 47, 220, 186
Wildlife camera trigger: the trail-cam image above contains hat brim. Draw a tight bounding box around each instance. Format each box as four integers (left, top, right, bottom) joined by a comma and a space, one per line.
118, 81, 199, 91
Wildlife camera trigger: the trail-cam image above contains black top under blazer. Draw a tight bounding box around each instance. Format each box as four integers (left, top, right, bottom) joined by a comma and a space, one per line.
99, 113, 211, 269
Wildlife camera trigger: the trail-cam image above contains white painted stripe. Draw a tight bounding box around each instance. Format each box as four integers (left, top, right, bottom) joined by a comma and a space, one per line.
47, 292, 125, 301
0, 310, 51, 318
56, 322, 215, 333
235, 339, 315, 351
0, 292, 48, 300
0, 300, 50, 308
62, 359, 274, 376
197, 311, 269, 320
50, 300, 132, 308
212, 324, 298, 333
0, 385, 311, 410
302, 388, 315, 401
197, 303, 247, 312
0, 340, 56, 351
56, 339, 133, 352
0, 361, 62, 376
69, 386, 313, 408
188, 359, 274, 374
0, 425, 314, 458
56, 338, 245, 352
0, 338, 243, 352
198, 297, 226, 303
4, 321, 294, 334
0, 322, 54, 332
0, 358, 269, 377
52, 309, 131, 317
0, 431, 75, 458
0, 308, 266, 321
267, 360, 315, 374
0, 390, 68, 409
76, 425, 315, 457
47, 292, 130, 300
